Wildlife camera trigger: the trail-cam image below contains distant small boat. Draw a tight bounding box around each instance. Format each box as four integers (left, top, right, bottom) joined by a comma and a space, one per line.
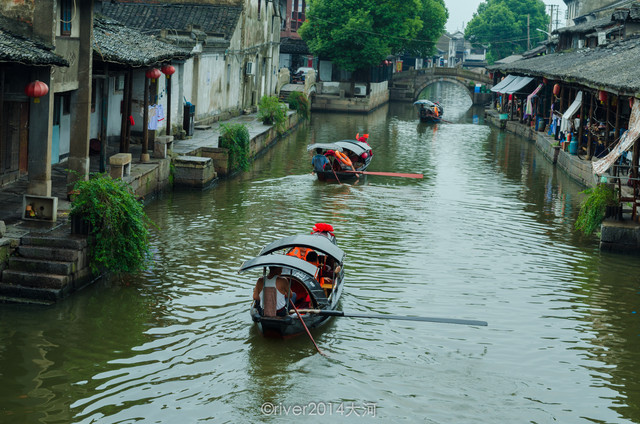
307, 139, 373, 182
414, 99, 444, 123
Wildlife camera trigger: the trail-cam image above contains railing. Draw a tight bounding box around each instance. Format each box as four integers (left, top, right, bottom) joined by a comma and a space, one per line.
393, 68, 492, 85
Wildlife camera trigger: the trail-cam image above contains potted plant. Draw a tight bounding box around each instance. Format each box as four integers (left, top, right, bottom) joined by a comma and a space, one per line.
257, 95, 287, 133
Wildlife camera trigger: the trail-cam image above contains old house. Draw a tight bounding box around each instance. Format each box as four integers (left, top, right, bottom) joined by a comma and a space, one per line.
101, 0, 281, 125
0, 0, 94, 197
279, 0, 312, 73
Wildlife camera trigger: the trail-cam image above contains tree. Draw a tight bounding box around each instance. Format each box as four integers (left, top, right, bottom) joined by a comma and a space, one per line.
465, 0, 548, 64
299, 0, 446, 72
404, 0, 449, 58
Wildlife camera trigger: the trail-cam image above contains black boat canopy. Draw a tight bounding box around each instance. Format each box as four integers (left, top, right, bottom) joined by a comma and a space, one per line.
413, 99, 438, 107
307, 143, 344, 152
307, 140, 371, 156
334, 140, 371, 156
238, 254, 319, 276
258, 234, 346, 262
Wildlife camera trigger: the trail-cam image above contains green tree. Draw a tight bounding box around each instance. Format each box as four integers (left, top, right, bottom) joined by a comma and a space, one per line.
404, 0, 449, 57
465, 0, 548, 64
300, 0, 442, 72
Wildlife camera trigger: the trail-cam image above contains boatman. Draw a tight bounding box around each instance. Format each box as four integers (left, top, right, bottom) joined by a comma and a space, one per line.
253, 266, 296, 317
311, 148, 330, 172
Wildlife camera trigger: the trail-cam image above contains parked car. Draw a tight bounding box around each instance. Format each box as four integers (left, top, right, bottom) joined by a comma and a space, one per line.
291, 67, 315, 84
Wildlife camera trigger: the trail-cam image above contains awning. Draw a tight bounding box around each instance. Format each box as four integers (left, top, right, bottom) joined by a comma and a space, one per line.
490, 74, 517, 93
560, 91, 583, 134
593, 100, 640, 175
502, 76, 534, 94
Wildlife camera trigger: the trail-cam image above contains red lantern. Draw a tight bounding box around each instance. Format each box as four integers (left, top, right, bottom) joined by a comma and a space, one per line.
553, 84, 560, 96
599, 90, 608, 103
24, 80, 49, 103
145, 68, 162, 82
161, 64, 175, 79
543, 77, 548, 85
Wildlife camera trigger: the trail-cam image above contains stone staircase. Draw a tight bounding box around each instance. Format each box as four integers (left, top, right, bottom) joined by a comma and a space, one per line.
0, 233, 95, 304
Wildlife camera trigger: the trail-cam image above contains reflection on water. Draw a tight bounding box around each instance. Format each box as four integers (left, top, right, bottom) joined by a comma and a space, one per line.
1, 82, 640, 423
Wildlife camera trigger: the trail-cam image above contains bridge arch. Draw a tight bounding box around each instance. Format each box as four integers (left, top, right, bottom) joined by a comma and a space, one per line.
413, 77, 473, 102
390, 68, 493, 104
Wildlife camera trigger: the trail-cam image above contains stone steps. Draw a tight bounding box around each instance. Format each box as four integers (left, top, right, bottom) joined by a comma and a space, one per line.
0, 231, 94, 303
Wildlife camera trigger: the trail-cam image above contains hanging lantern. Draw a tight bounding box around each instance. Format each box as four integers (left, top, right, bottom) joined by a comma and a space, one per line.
599, 90, 608, 103
543, 77, 548, 85
553, 84, 560, 96
24, 80, 49, 103
145, 68, 162, 83
161, 64, 176, 79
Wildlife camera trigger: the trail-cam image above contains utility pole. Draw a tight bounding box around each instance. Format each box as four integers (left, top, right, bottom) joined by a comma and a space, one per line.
548, 5, 554, 35
527, 14, 530, 50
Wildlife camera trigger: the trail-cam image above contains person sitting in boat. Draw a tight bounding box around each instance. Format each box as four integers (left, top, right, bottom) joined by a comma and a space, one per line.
253, 266, 296, 317
419, 105, 428, 119
311, 148, 331, 173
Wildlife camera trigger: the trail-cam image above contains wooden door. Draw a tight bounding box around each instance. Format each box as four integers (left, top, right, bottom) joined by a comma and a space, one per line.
0, 101, 28, 177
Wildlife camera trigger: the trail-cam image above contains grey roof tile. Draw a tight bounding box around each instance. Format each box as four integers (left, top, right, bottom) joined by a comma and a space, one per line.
101, 1, 242, 39
490, 35, 640, 93
93, 15, 193, 66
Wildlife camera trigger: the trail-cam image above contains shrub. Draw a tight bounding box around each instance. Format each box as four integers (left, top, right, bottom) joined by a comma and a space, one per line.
220, 123, 250, 172
287, 91, 310, 120
70, 173, 154, 274
257, 95, 287, 133
575, 183, 618, 235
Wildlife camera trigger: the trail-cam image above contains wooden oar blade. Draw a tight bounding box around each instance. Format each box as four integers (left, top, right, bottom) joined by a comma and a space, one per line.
344, 312, 487, 327
343, 170, 424, 179
293, 309, 487, 327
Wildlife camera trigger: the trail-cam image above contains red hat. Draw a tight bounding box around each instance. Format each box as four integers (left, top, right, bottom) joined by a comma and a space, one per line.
312, 222, 334, 236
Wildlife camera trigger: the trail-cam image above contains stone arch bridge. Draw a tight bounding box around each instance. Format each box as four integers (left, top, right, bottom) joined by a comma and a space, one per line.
390, 68, 493, 104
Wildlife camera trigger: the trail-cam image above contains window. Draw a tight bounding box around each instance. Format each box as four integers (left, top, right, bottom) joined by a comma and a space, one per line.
62, 93, 71, 115
60, 0, 73, 36
291, 0, 305, 31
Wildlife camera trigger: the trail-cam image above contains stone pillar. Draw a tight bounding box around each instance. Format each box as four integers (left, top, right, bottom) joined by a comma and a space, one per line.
27, 1, 56, 196
27, 70, 54, 196
67, 1, 94, 189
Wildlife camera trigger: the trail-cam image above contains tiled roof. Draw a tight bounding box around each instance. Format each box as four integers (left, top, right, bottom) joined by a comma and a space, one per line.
280, 37, 309, 54
93, 15, 192, 66
555, 16, 613, 34
490, 35, 640, 93
101, 1, 242, 39
0, 16, 68, 66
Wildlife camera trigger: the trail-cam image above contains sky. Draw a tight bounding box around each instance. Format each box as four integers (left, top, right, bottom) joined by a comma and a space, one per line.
444, 0, 568, 34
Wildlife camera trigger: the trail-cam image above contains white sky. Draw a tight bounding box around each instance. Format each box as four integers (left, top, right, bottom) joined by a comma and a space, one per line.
444, 0, 568, 33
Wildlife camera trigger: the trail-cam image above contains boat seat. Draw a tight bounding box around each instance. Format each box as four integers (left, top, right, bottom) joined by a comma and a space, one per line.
320, 277, 334, 296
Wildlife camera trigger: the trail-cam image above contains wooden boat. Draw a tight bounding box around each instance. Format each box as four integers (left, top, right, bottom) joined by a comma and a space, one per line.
239, 223, 346, 338
307, 140, 373, 182
414, 99, 444, 123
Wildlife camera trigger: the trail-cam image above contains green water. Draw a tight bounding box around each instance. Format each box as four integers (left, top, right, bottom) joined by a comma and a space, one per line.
1, 82, 640, 423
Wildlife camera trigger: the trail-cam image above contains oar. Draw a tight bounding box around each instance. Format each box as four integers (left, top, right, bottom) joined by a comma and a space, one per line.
292, 309, 487, 327
290, 302, 328, 357
343, 170, 423, 179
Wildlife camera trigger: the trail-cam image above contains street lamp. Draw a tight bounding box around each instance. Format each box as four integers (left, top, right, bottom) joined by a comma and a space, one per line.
536, 28, 551, 39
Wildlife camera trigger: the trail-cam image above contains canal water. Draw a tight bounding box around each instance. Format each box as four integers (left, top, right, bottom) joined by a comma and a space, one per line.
2, 82, 640, 423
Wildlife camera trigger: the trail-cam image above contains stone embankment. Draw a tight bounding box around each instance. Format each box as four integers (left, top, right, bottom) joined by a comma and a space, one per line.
485, 109, 640, 254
